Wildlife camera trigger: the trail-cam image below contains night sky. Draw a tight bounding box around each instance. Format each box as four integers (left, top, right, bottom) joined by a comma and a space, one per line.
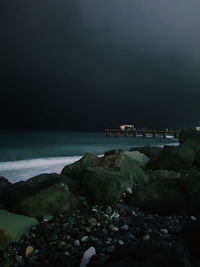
1, 0, 200, 131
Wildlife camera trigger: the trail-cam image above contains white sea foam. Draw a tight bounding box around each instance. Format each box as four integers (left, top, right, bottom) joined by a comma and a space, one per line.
0, 156, 82, 183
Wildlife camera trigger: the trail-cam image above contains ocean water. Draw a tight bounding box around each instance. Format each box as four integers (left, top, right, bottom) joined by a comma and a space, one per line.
0, 131, 178, 183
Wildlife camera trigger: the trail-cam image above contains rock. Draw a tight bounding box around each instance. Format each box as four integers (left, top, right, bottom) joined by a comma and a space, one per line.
88, 218, 97, 226
122, 151, 150, 168
74, 240, 80, 246
127, 178, 187, 215
181, 175, 200, 216
109, 225, 119, 232
82, 167, 133, 205
61, 153, 100, 180
99, 151, 148, 184
106, 245, 115, 253
25, 245, 34, 256
129, 146, 163, 160
80, 247, 96, 267
118, 240, 124, 245
148, 145, 195, 171
142, 234, 150, 241
0, 209, 38, 250
179, 130, 200, 152
0, 176, 11, 209
121, 225, 129, 231
148, 170, 181, 181
160, 229, 168, 234
7, 173, 79, 217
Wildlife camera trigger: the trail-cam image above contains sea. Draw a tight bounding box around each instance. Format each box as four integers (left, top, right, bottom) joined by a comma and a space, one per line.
0, 131, 179, 183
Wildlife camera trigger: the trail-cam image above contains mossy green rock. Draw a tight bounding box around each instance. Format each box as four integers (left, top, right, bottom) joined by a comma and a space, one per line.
179, 130, 200, 152
148, 145, 195, 171
0, 209, 38, 250
7, 173, 79, 217
182, 175, 200, 216
61, 153, 100, 180
83, 167, 132, 204
0, 177, 11, 209
129, 146, 162, 160
127, 179, 187, 215
100, 152, 148, 184
122, 151, 150, 168
148, 170, 181, 181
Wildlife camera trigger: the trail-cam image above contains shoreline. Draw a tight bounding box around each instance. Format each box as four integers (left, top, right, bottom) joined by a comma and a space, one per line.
1, 130, 200, 266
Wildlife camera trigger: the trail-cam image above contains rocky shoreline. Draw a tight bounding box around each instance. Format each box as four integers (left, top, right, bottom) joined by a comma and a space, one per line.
1, 130, 200, 266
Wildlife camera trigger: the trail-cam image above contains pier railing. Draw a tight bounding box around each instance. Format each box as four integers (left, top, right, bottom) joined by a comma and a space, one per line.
104, 129, 180, 139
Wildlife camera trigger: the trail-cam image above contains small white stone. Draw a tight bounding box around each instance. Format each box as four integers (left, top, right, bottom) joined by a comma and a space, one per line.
190, 216, 197, 221
121, 225, 129, 231
81, 236, 89, 242
111, 226, 119, 232
126, 187, 133, 194
118, 240, 124, 245
74, 240, 80, 246
160, 229, 168, 234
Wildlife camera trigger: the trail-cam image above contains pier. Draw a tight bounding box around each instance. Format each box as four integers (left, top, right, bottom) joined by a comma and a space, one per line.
105, 129, 180, 139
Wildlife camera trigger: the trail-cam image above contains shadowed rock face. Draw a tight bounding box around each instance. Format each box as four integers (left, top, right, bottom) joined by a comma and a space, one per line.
129, 146, 162, 161
179, 130, 200, 151
0, 177, 11, 209
147, 145, 195, 171
61, 153, 101, 181
82, 167, 131, 205
126, 174, 200, 216
6, 173, 79, 217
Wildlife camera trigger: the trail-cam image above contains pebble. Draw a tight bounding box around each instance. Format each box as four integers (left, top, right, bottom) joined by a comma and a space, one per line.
126, 187, 133, 194
106, 245, 116, 253
74, 240, 80, 246
121, 225, 129, 231
190, 216, 197, 221
88, 218, 97, 226
142, 234, 150, 241
85, 227, 91, 233
118, 240, 124, 245
160, 229, 169, 234
81, 236, 89, 242
106, 206, 112, 215
110, 225, 119, 232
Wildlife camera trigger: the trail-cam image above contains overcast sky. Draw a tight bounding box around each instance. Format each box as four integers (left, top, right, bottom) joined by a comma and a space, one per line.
1, 0, 200, 131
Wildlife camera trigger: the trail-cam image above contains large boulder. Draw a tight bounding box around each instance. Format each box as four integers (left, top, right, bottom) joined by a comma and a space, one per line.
181, 175, 200, 216
7, 173, 79, 217
82, 167, 132, 204
179, 130, 200, 152
148, 145, 195, 171
0, 176, 11, 209
148, 170, 181, 181
0, 209, 38, 250
129, 146, 163, 160
100, 151, 148, 184
61, 153, 100, 180
126, 178, 187, 215
122, 151, 150, 168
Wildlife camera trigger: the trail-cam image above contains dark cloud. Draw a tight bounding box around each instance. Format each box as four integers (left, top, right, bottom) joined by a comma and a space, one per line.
1, 0, 200, 131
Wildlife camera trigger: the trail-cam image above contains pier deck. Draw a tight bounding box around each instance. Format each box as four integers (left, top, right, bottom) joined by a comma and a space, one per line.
105, 129, 180, 139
